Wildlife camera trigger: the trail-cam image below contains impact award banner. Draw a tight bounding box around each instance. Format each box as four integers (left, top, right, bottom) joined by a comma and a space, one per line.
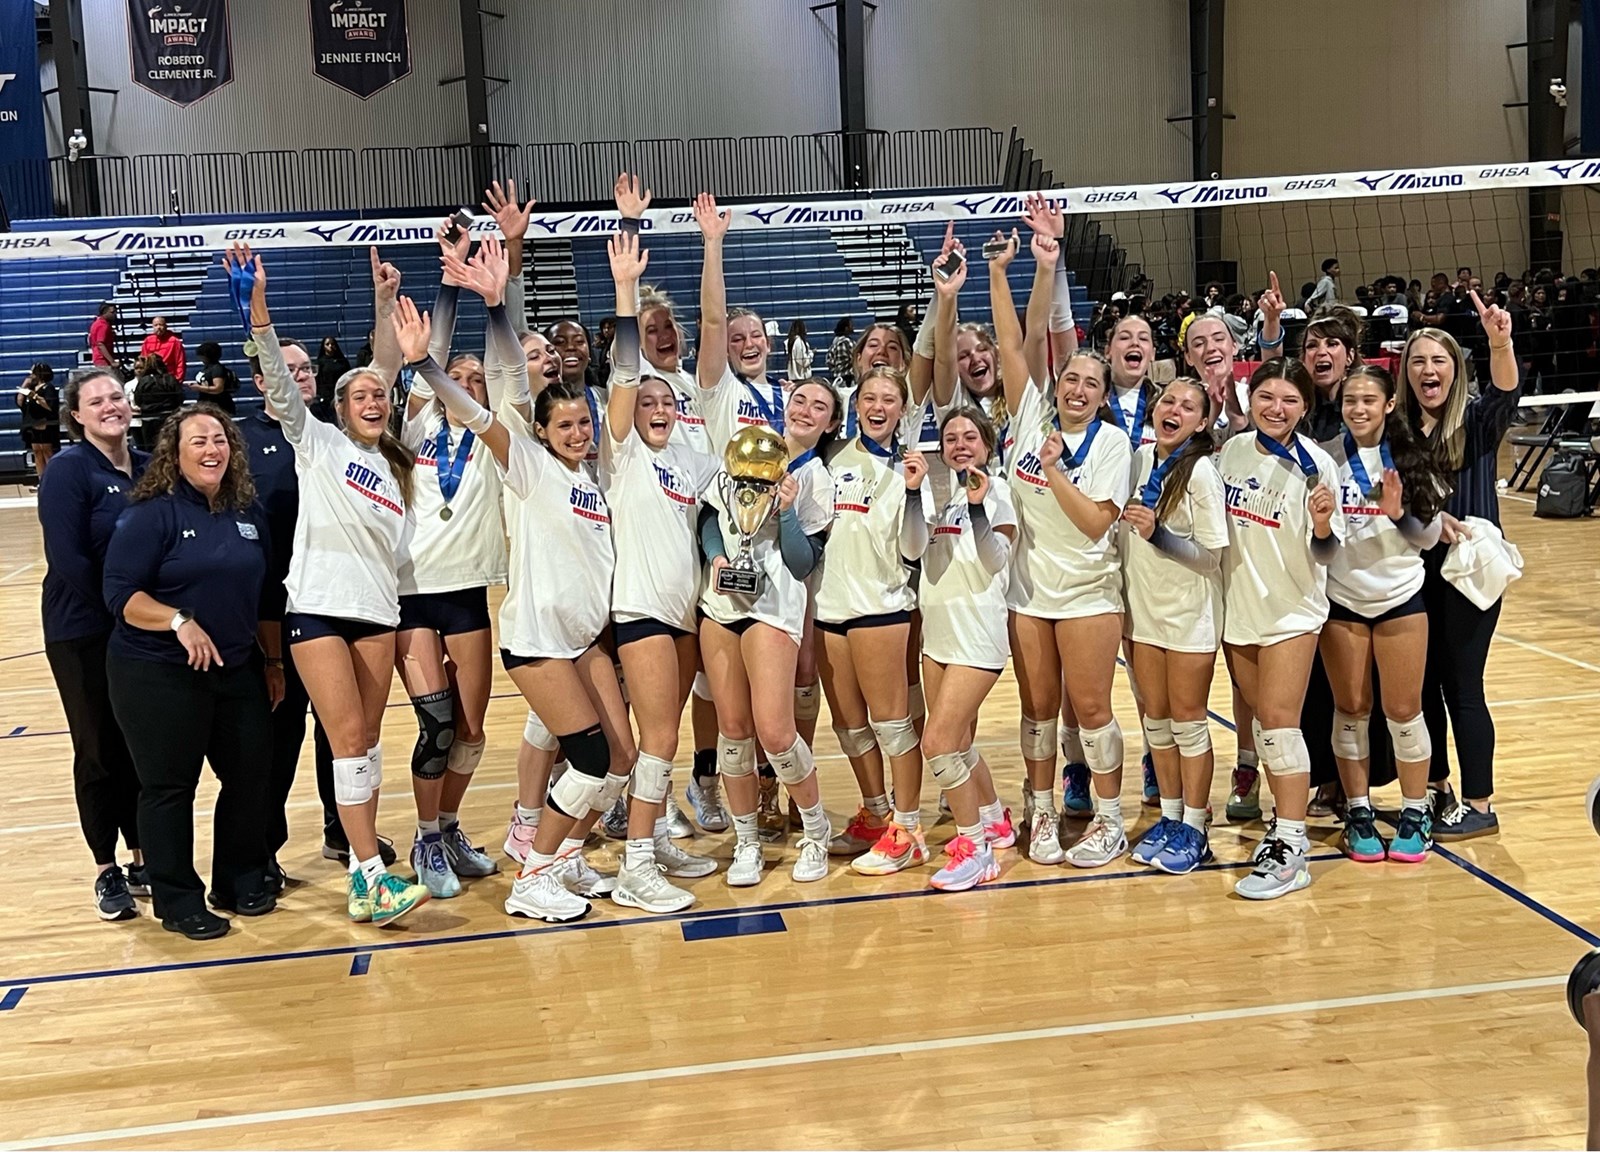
310, 0, 411, 99
127, 1, 234, 107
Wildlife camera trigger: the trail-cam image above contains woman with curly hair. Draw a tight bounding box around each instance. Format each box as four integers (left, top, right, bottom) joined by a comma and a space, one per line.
102, 404, 276, 940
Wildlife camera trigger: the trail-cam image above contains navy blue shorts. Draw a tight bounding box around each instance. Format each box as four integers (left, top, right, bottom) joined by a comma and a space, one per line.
284, 612, 393, 646
1326, 589, 1426, 627
398, 586, 491, 637
814, 609, 913, 637
614, 617, 692, 648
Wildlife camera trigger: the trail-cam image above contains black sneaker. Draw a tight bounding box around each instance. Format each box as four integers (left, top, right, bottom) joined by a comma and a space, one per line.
162, 910, 230, 940
322, 835, 397, 867
94, 866, 137, 922
125, 863, 151, 897
1428, 785, 1457, 825
1433, 801, 1499, 842
209, 889, 277, 917
265, 859, 287, 896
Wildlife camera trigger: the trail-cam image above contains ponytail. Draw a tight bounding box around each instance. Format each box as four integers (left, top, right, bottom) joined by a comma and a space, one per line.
375, 427, 415, 508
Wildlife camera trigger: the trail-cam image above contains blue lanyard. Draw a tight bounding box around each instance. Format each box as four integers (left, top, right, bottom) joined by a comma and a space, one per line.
787, 446, 817, 474
435, 424, 473, 504
742, 375, 785, 434
859, 433, 896, 460
1255, 430, 1318, 482
1139, 438, 1190, 505
1342, 431, 1394, 496
1107, 385, 1147, 442
226, 260, 255, 335
1061, 420, 1102, 472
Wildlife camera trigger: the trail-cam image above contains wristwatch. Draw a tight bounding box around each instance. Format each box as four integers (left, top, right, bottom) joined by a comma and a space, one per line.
170, 608, 195, 631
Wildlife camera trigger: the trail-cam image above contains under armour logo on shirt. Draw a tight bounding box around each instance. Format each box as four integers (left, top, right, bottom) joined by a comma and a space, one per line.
181, 529, 196, 538
290, 629, 302, 638
106, 485, 121, 494
263, 445, 278, 454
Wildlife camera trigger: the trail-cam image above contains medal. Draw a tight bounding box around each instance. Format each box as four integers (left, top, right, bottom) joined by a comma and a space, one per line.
439, 506, 454, 522
1255, 430, 1319, 488
1343, 431, 1394, 501
434, 423, 473, 523
966, 470, 985, 491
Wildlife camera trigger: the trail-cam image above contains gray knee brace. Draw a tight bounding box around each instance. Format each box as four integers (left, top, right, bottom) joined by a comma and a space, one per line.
410, 690, 456, 780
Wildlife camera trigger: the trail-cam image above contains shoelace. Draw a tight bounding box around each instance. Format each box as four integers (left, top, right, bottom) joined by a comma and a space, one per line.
870, 824, 909, 854
1232, 767, 1256, 794
99, 867, 129, 897
1438, 799, 1469, 827
1347, 807, 1380, 841
945, 835, 977, 866
1164, 822, 1200, 856
1255, 836, 1293, 870
1395, 808, 1429, 841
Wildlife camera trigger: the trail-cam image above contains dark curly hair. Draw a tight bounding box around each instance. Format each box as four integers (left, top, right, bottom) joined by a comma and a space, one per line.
1151, 377, 1219, 523
131, 403, 257, 512
1341, 365, 1453, 522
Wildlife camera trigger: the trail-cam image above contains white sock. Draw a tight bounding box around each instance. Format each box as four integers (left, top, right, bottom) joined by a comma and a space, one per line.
1061, 726, 1086, 765
439, 810, 459, 830
526, 849, 556, 872
893, 807, 921, 831
1160, 796, 1183, 821
417, 817, 440, 838
977, 799, 1004, 826
1401, 794, 1429, 813
1030, 784, 1057, 812
624, 837, 654, 870
1347, 794, 1371, 812
515, 803, 541, 824
865, 793, 890, 818
1275, 817, 1308, 850
798, 800, 830, 844
1095, 793, 1124, 826
957, 821, 984, 843
733, 812, 759, 846
558, 836, 585, 858
653, 814, 670, 839
358, 855, 385, 889
1182, 805, 1208, 832
1238, 749, 1259, 770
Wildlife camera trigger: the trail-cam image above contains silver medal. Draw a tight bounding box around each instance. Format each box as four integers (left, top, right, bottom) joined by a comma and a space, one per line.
440, 506, 454, 522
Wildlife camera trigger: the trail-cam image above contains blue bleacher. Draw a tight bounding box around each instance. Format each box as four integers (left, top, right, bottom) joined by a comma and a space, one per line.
901, 221, 1093, 326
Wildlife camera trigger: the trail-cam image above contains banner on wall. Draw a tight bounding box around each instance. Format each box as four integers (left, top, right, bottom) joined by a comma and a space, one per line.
1, 0, 51, 219
127, 0, 234, 107
309, 0, 411, 99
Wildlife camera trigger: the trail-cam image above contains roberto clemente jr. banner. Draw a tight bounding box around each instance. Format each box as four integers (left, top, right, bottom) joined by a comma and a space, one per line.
127, 1, 233, 107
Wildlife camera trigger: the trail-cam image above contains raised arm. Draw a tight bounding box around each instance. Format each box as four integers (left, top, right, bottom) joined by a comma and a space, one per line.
392, 295, 511, 471
232, 244, 309, 448
483, 178, 535, 335
1257, 271, 1285, 355
1021, 194, 1077, 368
1038, 432, 1121, 540
988, 230, 1031, 417
1471, 289, 1519, 393
368, 247, 404, 385
605, 231, 649, 444
441, 236, 528, 426
694, 193, 732, 392
1022, 233, 1057, 391
929, 227, 966, 409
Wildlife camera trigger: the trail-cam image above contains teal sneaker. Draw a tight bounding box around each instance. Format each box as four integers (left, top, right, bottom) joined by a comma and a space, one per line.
1060, 763, 1093, 818
346, 869, 372, 923
1388, 806, 1434, 863
1342, 805, 1386, 863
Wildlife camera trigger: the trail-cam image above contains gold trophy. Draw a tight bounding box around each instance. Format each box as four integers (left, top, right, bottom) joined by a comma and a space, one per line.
714, 425, 790, 595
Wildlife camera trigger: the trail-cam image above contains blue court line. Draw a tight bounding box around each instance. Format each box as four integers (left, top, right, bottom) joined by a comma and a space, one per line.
0, 850, 1344, 992
681, 911, 785, 942
0, 987, 26, 1010
1434, 845, 1600, 947
348, 953, 371, 976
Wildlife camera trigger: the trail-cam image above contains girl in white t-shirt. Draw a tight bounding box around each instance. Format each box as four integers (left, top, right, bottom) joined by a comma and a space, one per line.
1219, 358, 1347, 901
994, 233, 1133, 871
916, 407, 1021, 893
234, 243, 430, 929
1120, 379, 1228, 876
598, 233, 721, 912
698, 381, 840, 888
1319, 364, 1449, 865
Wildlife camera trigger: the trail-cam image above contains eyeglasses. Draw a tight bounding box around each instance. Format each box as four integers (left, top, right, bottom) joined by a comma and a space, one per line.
287, 363, 315, 378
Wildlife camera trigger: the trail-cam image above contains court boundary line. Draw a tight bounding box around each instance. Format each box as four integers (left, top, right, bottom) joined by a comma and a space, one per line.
1435, 845, 1600, 947
0, 973, 1566, 1151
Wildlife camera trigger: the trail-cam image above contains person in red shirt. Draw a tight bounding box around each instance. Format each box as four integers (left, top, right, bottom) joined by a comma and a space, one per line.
139, 317, 185, 381
88, 303, 118, 368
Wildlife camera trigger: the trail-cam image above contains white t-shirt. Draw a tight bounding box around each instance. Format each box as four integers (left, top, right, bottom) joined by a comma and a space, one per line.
1006, 383, 1132, 619
699, 454, 834, 645
814, 437, 916, 623
1218, 432, 1348, 646
920, 478, 1017, 671
500, 431, 614, 660
397, 412, 508, 596
603, 423, 718, 631
700, 365, 788, 454
645, 362, 712, 456
1322, 434, 1426, 618
1107, 381, 1157, 447
1123, 446, 1229, 653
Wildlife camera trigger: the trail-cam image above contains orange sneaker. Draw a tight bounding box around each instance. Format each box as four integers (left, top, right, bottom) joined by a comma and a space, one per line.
828, 806, 890, 857
851, 822, 929, 876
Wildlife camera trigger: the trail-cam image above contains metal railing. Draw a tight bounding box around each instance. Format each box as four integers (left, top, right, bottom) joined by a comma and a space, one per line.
0, 128, 1011, 221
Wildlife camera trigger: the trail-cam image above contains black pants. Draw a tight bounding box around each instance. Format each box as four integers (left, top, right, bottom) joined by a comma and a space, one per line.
107, 655, 271, 920
269, 652, 340, 855
1421, 551, 1502, 800
45, 632, 140, 865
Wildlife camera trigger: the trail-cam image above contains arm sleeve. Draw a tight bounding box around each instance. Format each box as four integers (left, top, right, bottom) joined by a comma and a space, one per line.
778, 507, 825, 579
254, 325, 312, 450
101, 504, 163, 623
611, 315, 641, 384
899, 491, 929, 561
1149, 523, 1221, 575
698, 502, 727, 562
37, 459, 103, 607
1310, 533, 1341, 564
1394, 512, 1444, 551
485, 303, 529, 414
408, 355, 492, 434
1050, 262, 1075, 332
968, 500, 1011, 575
505, 274, 529, 337
427, 283, 460, 369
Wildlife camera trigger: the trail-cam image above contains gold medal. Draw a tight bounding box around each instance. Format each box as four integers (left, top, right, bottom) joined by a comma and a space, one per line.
966, 470, 985, 492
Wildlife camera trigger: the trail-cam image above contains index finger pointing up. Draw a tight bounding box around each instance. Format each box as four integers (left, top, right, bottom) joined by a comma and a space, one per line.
1269, 270, 1280, 295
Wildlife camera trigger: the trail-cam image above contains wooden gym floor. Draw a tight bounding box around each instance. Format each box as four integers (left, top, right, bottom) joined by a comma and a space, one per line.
0, 467, 1596, 1151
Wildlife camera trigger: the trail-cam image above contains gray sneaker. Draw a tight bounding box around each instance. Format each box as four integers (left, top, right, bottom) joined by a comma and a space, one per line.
1234, 836, 1311, 900
442, 824, 500, 877
664, 794, 695, 840
601, 793, 629, 839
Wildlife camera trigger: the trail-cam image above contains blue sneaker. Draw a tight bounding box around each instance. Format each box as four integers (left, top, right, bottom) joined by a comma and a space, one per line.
1342, 805, 1386, 863
1141, 754, 1159, 808
411, 833, 461, 899
1388, 806, 1434, 863
1152, 822, 1214, 875
1130, 817, 1180, 865
1060, 763, 1093, 818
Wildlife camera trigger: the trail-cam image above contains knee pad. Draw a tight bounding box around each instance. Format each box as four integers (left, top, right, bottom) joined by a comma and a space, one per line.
907, 680, 926, 723
1059, 724, 1086, 765
1387, 712, 1432, 763
547, 767, 603, 819
765, 736, 815, 786
366, 744, 383, 791
870, 715, 919, 757
793, 681, 820, 722
631, 752, 673, 804
692, 671, 713, 702
929, 750, 972, 791
832, 724, 877, 758
1020, 715, 1059, 761
447, 736, 485, 777
409, 690, 455, 780
718, 733, 757, 778
1331, 711, 1371, 761
1170, 718, 1212, 758
547, 725, 609, 816
1260, 727, 1312, 777
523, 708, 558, 753
961, 744, 981, 770
1080, 720, 1125, 775
1250, 717, 1264, 753
1140, 715, 1176, 750
333, 755, 373, 806
594, 770, 631, 814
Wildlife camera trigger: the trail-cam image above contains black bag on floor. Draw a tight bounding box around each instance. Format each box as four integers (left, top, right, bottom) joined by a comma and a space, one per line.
1536, 452, 1592, 518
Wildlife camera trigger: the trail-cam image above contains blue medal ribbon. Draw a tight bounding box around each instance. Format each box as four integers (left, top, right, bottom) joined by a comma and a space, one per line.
787, 446, 818, 474
859, 433, 896, 460
435, 424, 473, 505
1060, 419, 1101, 472
1107, 384, 1147, 443
1342, 431, 1394, 497
585, 387, 603, 450
1139, 437, 1191, 505
227, 259, 255, 335
742, 375, 785, 435
1255, 430, 1318, 481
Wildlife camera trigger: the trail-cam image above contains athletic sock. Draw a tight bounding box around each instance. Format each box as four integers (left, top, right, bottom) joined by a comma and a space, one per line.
624, 837, 654, 871
1095, 794, 1124, 828
956, 821, 983, 842
358, 855, 385, 889
1182, 805, 1209, 832
515, 803, 541, 825
1401, 794, 1430, 813
893, 807, 921, 832
1275, 817, 1309, 851
977, 799, 1004, 827
1160, 796, 1183, 821
1030, 784, 1057, 813
1061, 725, 1086, 765
864, 793, 890, 818
653, 815, 670, 841
439, 810, 459, 831
1238, 748, 1259, 770
732, 812, 759, 846
525, 850, 556, 874
797, 801, 829, 844
1347, 794, 1371, 813
558, 836, 585, 858
417, 817, 440, 838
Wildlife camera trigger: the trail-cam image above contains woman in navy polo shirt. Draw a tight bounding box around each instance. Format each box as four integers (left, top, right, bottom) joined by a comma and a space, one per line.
103, 404, 274, 941
37, 367, 149, 924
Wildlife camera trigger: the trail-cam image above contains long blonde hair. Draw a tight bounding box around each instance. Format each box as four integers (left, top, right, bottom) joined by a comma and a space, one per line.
335, 367, 415, 507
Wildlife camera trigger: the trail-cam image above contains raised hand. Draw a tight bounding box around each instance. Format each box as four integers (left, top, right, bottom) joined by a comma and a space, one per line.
1472, 288, 1512, 346
1122, 501, 1156, 540
442, 237, 508, 306
1030, 232, 1060, 271
932, 240, 968, 297
613, 171, 653, 219
965, 468, 991, 505
370, 246, 401, 306
693, 192, 730, 241
1039, 429, 1064, 469
903, 449, 927, 490
390, 296, 433, 363
1258, 270, 1285, 324
607, 229, 650, 284
224, 242, 267, 319
482, 178, 535, 245
1309, 481, 1336, 533
776, 473, 799, 512
437, 215, 470, 267
990, 228, 1020, 269
1021, 192, 1064, 239
1377, 466, 1404, 520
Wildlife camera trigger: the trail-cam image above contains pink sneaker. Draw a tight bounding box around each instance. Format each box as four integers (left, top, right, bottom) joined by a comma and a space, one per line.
930, 835, 1000, 892
984, 808, 1016, 850
503, 808, 537, 865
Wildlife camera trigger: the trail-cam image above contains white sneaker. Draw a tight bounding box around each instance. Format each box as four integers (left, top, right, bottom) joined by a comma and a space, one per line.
727, 840, 764, 887
655, 838, 718, 878
792, 837, 830, 883
685, 775, 730, 832
612, 863, 694, 913
1029, 808, 1065, 864
664, 795, 695, 840
1065, 814, 1129, 868
557, 851, 616, 897
505, 867, 590, 922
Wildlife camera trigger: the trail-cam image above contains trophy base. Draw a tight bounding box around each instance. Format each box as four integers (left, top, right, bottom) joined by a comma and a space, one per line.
714, 567, 763, 596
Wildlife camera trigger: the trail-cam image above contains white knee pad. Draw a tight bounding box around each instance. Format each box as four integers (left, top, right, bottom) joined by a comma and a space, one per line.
630, 752, 673, 804
333, 755, 373, 806
366, 744, 383, 791
1020, 715, 1059, 761
1260, 727, 1312, 777
793, 681, 820, 722
766, 736, 815, 786
548, 767, 604, 818
692, 671, 713, 702
1331, 711, 1371, 761
447, 737, 485, 777
1140, 715, 1176, 750
1250, 717, 1264, 753
717, 733, 757, 778
1059, 724, 1086, 765
870, 715, 919, 757
592, 771, 632, 814
1170, 718, 1212, 758
907, 680, 926, 724
961, 744, 981, 770
1080, 720, 1125, 775
928, 750, 972, 791
523, 708, 558, 753
1387, 712, 1432, 763
832, 724, 878, 758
